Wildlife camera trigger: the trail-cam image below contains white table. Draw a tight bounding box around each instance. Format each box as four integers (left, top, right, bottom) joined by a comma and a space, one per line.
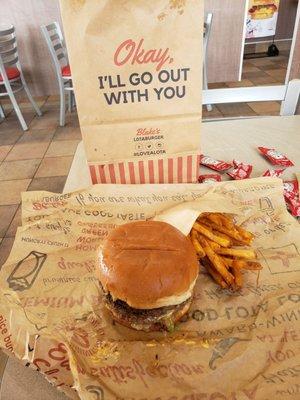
2, 116, 299, 400
64, 115, 300, 193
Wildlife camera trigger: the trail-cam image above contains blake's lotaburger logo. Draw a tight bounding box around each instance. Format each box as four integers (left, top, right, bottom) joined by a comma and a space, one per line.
114, 38, 173, 71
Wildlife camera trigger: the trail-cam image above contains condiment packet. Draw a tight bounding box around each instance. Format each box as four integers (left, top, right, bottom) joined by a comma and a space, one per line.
286, 198, 300, 217
198, 174, 222, 183
283, 180, 300, 217
283, 180, 299, 201
200, 155, 232, 172
262, 168, 286, 178
227, 160, 253, 180
258, 147, 294, 167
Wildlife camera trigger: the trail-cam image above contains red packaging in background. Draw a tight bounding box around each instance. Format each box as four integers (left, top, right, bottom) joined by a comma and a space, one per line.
198, 174, 222, 183
200, 155, 232, 172
283, 180, 300, 217
258, 147, 294, 167
283, 180, 298, 201
287, 198, 300, 217
227, 160, 253, 180
262, 168, 286, 178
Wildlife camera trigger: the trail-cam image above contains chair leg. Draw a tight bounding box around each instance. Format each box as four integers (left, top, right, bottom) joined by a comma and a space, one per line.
5, 83, 28, 130
21, 77, 42, 116
0, 103, 5, 119
203, 66, 212, 112
68, 90, 72, 112
60, 86, 66, 127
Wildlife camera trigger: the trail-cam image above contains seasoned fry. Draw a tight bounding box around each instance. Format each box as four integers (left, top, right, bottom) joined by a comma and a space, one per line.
199, 218, 248, 245
232, 264, 243, 289
198, 234, 221, 251
193, 222, 231, 247
216, 247, 257, 259
234, 260, 262, 271
202, 258, 227, 289
190, 212, 261, 291
198, 236, 234, 285
222, 257, 234, 268
206, 213, 234, 230
204, 213, 223, 227
235, 225, 254, 242
191, 229, 205, 258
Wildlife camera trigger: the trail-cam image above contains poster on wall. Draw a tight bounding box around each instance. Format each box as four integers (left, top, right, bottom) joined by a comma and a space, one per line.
246, 0, 281, 38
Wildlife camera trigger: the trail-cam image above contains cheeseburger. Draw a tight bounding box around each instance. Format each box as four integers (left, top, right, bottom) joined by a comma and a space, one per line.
97, 221, 199, 332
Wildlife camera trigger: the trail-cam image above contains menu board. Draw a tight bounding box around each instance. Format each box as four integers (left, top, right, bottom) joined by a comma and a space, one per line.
246, 0, 281, 39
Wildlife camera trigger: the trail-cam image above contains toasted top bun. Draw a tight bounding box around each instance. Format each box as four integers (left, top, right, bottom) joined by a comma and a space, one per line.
98, 221, 199, 309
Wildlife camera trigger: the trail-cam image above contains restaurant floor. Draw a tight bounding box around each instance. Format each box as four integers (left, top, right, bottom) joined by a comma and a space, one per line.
0, 51, 290, 398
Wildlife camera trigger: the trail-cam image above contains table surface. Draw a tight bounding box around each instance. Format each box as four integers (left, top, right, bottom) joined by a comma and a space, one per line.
2, 115, 300, 400
64, 115, 300, 193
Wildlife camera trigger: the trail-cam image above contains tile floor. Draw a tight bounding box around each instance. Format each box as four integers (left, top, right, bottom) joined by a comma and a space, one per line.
0, 52, 290, 398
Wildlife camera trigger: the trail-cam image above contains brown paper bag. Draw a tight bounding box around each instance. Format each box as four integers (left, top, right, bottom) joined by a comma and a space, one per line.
1, 178, 300, 399
60, 0, 203, 184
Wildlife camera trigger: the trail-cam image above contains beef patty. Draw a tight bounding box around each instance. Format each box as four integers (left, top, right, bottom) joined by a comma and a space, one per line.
103, 293, 192, 332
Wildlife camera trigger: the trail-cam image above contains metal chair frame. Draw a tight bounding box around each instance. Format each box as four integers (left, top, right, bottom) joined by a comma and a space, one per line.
41, 22, 74, 127
203, 13, 213, 112
0, 25, 42, 131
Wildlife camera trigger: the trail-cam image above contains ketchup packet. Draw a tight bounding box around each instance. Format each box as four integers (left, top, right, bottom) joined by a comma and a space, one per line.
283, 180, 299, 201
287, 198, 300, 217
283, 180, 300, 217
198, 174, 222, 183
258, 147, 294, 167
262, 168, 286, 178
200, 155, 232, 172
227, 160, 253, 180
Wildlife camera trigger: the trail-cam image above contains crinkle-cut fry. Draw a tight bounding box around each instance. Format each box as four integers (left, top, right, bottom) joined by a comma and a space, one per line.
202, 257, 227, 289
198, 234, 221, 251
236, 225, 254, 242
216, 247, 257, 259
193, 222, 231, 247
198, 236, 234, 285
232, 263, 243, 289
199, 218, 248, 245
191, 229, 205, 258
234, 260, 263, 270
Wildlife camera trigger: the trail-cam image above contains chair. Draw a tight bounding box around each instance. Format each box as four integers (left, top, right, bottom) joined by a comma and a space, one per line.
41, 22, 74, 127
202, 79, 300, 120
0, 25, 42, 131
203, 13, 213, 112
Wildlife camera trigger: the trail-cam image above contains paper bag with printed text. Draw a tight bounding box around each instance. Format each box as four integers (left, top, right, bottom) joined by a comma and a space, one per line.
59, 0, 203, 184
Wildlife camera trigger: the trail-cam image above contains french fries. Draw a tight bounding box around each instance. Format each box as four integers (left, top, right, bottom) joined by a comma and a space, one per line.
198, 236, 234, 285
190, 213, 262, 291
193, 222, 231, 247
216, 248, 257, 259
191, 229, 205, 258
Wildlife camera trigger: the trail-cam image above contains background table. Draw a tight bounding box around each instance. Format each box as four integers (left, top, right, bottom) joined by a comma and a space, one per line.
64, 115, 300, 193
1, 115, 299, 400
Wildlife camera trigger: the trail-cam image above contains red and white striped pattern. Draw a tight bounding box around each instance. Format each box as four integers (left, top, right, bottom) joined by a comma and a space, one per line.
89, 154, 200, 184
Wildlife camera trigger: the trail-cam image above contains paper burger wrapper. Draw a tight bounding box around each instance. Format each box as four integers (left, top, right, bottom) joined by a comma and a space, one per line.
0, 177, 300, 399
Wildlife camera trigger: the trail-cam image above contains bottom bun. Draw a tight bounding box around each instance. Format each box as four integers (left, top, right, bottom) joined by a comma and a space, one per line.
104, 294, 192, 332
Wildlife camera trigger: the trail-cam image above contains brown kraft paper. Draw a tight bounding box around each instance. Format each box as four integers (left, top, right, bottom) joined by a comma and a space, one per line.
0, 177, 300, 399
59, 0, 203, 184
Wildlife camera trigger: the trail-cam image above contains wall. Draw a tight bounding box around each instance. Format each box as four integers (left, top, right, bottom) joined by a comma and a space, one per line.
0, 0, 62, 97
205, 0, 247, 83
276, 0, 298, 40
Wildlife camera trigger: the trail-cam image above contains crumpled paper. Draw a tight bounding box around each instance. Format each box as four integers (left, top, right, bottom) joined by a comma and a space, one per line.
0, 177, 299, 400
